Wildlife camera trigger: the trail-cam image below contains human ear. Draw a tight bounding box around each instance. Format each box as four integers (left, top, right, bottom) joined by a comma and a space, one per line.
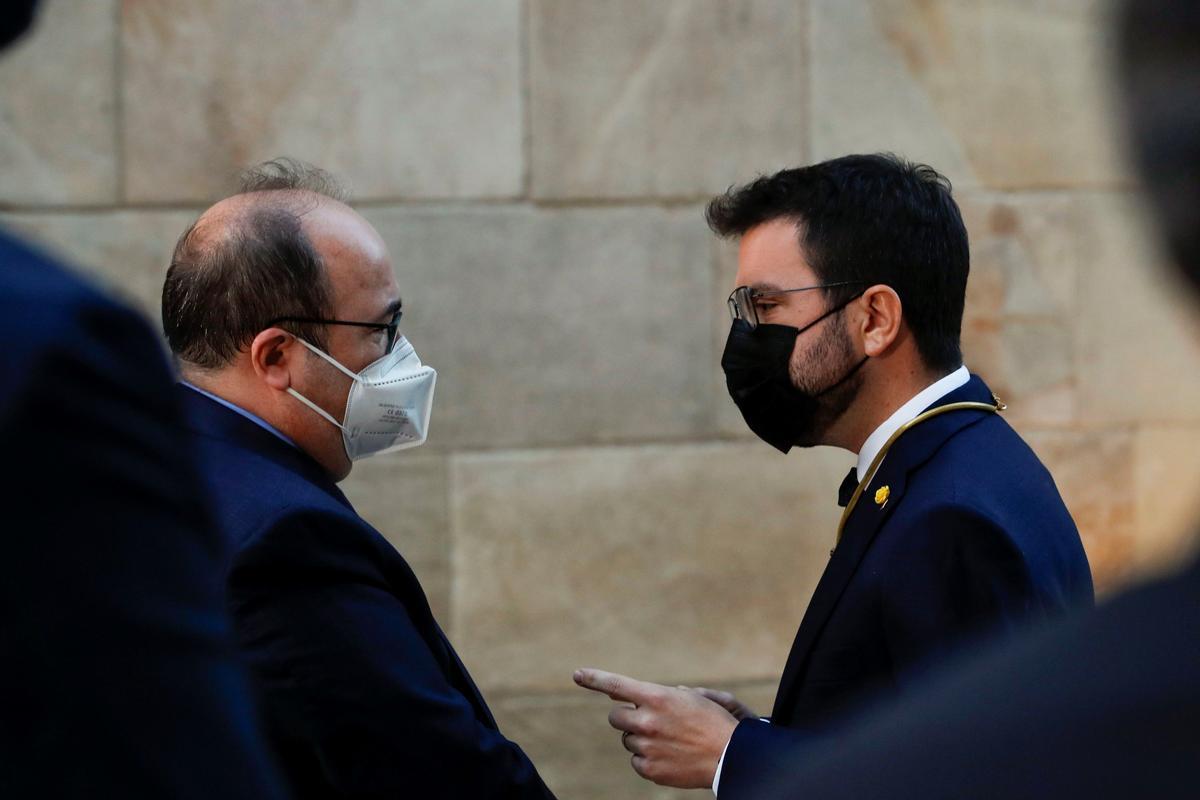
858, 286, 903, 358
249, 328, 297, 391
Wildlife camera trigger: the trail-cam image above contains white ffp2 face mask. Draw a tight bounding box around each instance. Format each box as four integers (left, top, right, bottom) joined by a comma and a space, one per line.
287, 337, 436, 460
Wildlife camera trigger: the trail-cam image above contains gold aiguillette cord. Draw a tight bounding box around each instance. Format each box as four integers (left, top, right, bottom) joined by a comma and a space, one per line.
834, 397, 1006, 548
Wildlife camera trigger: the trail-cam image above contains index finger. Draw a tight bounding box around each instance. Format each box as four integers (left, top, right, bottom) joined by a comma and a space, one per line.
573, 668, 660, 705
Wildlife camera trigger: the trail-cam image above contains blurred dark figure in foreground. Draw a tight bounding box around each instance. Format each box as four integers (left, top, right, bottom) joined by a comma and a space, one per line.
0, 7, 287, 798
732, 2, 1200, 797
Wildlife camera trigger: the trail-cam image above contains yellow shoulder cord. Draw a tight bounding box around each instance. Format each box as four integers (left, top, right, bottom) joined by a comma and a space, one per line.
835, 396, 1007, 546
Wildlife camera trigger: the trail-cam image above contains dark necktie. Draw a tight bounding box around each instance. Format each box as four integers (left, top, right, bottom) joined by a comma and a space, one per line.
837, 467, 859, 507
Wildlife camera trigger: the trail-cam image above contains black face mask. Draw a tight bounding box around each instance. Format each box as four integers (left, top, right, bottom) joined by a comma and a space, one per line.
721, 298, 867, 453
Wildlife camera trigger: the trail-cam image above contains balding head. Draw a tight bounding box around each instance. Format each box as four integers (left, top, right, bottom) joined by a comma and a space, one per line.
163, 159, 348, 368
162, 159, 401, 480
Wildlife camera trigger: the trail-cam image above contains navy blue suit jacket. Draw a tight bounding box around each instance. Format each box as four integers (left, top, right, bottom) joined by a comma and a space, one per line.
0, 230, 287, 798
721, 375, 1093, 795
751, 555, 1200, 799
181, 388, 555, 799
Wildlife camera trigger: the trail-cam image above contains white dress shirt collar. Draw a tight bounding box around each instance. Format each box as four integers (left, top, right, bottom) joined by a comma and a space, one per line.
854, 365, 970, 481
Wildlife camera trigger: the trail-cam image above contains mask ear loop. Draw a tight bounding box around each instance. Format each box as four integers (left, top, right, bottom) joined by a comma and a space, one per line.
286, 387, 347, 431
791, 289, 866, 336
814, 354, 869, 399
295, 338, 362, 381
797, 290, 870, 398
284, 338, 361, 432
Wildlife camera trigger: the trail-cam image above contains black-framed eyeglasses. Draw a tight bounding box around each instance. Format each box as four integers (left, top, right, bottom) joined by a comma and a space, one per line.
267, 308, 404, 352
727, 281, 866, 330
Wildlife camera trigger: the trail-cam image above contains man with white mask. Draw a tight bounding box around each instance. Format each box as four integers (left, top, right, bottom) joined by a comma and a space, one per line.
162, 159, 555, 799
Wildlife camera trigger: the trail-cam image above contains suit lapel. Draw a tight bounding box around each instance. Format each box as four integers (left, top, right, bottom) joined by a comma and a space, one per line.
770, 458, 911, 721
771, 375, 999, 722
372, 546, 499, 729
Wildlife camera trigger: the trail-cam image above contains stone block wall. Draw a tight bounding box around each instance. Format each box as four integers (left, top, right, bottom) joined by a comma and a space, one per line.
3, 2, 1198, 797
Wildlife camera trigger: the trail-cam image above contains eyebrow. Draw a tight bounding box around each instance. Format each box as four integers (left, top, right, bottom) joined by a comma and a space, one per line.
747, 281, 785, 294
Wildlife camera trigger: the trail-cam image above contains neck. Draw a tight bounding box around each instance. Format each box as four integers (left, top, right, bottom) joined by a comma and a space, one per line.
825, 362, 949, 454
183, 366, 307, 448
183, 365, 269, 419
183, 362, 351, 482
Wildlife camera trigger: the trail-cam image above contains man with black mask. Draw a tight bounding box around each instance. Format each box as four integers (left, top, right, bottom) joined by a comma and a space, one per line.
574, 154, 1094, 794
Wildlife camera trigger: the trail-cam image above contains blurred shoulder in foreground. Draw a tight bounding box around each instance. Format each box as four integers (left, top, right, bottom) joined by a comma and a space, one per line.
0, 228, 288, 799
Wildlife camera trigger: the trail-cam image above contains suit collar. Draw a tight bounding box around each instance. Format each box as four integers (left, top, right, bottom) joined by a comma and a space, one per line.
855, 365, 970, 479
771, 374, 1000, 722
178, 384, 352, 509
181, 381, 299, 449
888, 374, 998, 480
920, 372, 995, 411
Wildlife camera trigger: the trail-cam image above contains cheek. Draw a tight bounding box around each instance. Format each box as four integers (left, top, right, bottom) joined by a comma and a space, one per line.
786, 338, 810, 389
302, 354, 354, 415
789, 326, 847, 390
350, 335, 389, 369
326, 372, 355, 416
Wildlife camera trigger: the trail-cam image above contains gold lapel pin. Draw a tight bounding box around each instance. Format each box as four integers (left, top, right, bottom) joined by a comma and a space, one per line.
874, 485, 891, 508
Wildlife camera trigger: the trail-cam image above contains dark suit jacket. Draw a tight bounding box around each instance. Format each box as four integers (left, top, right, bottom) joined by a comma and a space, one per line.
181, 387, 555, 799
0, 229, 286, 799
749, 555, 1200, 799
720, 375, 1093, 795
